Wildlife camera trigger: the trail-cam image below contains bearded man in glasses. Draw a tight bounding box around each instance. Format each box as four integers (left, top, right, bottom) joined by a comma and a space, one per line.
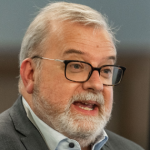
0, 2, 144, 150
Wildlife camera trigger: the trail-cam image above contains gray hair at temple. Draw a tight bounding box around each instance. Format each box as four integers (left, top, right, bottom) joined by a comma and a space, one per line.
19, 2, 117, 66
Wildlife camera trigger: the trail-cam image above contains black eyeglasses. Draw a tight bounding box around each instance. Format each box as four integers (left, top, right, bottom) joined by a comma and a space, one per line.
32, 56, 126, 86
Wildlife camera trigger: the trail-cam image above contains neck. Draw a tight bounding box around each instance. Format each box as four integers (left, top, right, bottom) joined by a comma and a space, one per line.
81, 145, 91, 150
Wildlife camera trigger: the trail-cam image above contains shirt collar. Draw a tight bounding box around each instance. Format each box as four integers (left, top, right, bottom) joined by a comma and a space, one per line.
22, 97, 108, 150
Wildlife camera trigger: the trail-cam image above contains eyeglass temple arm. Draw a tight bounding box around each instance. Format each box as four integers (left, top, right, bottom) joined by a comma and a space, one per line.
42, 57, 64, 62
31, 56, 64, 63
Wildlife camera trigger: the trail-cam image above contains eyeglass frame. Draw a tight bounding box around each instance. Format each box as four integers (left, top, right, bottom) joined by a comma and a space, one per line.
31, 55, 126, 86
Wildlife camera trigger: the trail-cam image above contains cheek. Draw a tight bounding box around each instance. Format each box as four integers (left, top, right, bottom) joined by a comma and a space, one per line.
103, 86, 113, 111
38, 70, 79, 108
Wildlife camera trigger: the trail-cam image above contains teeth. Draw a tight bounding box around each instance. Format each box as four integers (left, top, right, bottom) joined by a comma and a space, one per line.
84, 103, 89, 105
79, 106, 93, 111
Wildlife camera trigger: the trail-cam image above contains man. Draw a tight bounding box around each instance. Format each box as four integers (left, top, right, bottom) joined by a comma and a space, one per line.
0, 2, 144, 150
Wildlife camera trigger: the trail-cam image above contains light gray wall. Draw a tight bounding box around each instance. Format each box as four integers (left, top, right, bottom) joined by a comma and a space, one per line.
0, 0, 150, 50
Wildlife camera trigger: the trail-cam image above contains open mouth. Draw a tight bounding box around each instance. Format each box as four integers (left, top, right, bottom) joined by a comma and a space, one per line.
73, 102, 96, 110
73, 101, 99, 112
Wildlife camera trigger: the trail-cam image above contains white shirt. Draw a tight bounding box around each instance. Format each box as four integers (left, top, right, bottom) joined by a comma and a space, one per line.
22, 97, 108, 150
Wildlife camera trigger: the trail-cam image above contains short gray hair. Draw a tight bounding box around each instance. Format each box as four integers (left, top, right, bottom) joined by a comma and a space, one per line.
19, 2, 116, 66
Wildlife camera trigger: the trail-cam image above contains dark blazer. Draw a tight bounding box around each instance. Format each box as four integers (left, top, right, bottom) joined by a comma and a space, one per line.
0, 96, 144, 150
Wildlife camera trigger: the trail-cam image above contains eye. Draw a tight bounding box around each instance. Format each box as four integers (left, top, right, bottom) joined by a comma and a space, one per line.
67, 62, 84, 73
103, 69, 112, 74
73, 64, 81, 69
101, 67, 113, 78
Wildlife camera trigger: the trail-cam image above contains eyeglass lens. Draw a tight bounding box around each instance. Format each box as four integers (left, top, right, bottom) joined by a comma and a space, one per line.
65, 61, 123, 85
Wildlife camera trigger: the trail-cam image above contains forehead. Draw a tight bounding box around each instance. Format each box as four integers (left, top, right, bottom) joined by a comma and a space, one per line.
45, 22, 116, 63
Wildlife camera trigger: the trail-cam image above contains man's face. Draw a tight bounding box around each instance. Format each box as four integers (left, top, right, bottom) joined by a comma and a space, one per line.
32, 22, 116, 146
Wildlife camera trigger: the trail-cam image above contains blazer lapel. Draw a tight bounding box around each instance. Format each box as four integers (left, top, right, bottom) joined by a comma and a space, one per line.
9, 96, 49, 150
21, 131, 49, 150
101, 139, 112, 150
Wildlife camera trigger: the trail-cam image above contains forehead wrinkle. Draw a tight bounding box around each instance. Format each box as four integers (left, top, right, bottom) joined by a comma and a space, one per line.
63, 39, 115, 49
62, 49, 87, 56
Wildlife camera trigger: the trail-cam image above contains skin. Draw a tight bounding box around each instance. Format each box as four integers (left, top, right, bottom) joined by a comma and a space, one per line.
20, 22, 116, 150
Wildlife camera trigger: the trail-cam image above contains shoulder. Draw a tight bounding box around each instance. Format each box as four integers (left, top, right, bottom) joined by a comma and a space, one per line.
105, 130, 144, 150
0, 108, 24, 150
0, 109, 13, 132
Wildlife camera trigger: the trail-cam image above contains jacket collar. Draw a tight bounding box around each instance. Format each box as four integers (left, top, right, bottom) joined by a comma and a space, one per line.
9, 96, 49, 150
9, 96, 112, 150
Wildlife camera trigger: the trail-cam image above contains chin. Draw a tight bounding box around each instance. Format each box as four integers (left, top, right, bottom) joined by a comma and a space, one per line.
52, 109, 111, 147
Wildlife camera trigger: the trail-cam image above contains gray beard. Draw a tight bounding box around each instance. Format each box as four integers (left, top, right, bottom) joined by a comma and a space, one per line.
33, 86, 111, 148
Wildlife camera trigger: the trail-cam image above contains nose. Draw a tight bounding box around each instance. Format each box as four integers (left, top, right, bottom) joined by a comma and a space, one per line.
82, 70, 103, 93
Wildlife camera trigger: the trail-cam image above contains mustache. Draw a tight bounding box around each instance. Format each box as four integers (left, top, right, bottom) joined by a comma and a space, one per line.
69, 92, 105, 106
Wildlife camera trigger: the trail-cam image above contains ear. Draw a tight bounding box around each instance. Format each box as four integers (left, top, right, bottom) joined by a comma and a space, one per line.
20, 58, 35, 94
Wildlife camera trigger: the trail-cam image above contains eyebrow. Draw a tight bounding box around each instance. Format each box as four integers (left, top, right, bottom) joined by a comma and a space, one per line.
63, 49, 85, 56
63, 49, 117, 63
108, 56, 117, 64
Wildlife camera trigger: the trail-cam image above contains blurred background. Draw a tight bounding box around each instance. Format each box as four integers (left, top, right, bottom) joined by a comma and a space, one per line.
0, 0, 150, 149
